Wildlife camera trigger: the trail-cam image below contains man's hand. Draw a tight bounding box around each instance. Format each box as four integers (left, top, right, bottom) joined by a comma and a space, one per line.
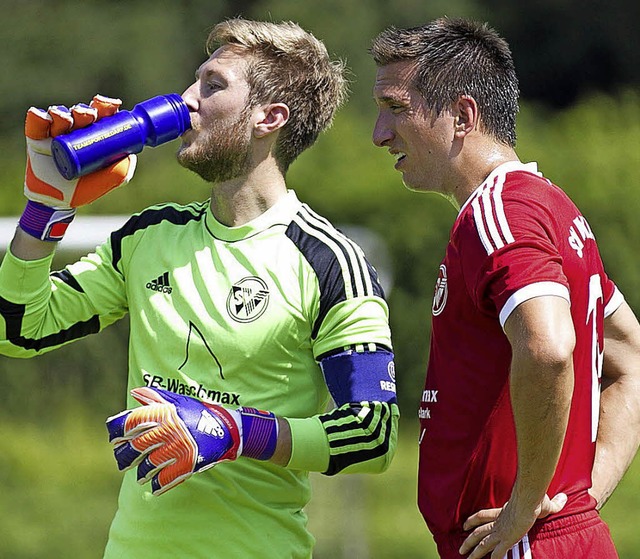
106, 387, 279, 496
459, 493, 567, 558
25, 95, 137, 208
20, 95, 136, 241
106, 387, 242, 496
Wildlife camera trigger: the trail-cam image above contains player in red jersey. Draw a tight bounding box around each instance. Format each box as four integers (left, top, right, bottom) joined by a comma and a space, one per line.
371, 17, 640, 559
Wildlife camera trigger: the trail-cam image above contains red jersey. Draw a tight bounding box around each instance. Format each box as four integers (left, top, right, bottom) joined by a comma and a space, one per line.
417, 162, 623, 548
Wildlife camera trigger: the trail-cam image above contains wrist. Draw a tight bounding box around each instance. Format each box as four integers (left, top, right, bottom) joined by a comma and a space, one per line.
509, 481, 548, 514
19, 200, 75, 242
237, 407, 279, 461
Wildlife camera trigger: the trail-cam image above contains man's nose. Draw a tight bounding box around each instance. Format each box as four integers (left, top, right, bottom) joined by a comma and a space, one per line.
180, 82, 199, 112
372, 114, 394, 147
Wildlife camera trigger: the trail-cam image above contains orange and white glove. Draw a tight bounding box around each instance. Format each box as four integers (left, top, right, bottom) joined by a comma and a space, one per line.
19, 95, 137, 241
106, 387, 279, 496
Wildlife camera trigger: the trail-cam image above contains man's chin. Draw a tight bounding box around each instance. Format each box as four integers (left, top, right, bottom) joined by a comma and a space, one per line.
401, 174, 419, 192
402, 176, 431, 194
176, 146, 198, 170
175, 150, 205, 178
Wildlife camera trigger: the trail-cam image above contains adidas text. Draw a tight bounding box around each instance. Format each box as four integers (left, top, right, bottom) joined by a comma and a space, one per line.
146, 271, 172, 294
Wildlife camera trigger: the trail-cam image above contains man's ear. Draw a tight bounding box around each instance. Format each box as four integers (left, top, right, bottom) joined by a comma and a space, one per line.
453, 95, 479, 138
254, 103, 289, 138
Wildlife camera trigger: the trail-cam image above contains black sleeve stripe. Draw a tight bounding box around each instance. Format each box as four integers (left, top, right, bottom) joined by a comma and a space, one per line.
286, 219, 347, 339
300, 205, 385, 300
110, 203, 207, 270
322, 403, 384, 440
0, 297, 25, 338
286, 207, 386, 338
319, 402, 396, 476
320, 406, 359, 424
319, 402, 394, 474
325, 443, 392, 475
320, 403, 388, 439
323, 406, 377, 435
10, 317, 101, 351
293, 213, 359, 298
51, 270, 84, 293
326, 415, 384, 448
0, 295, 100, 351
298, 205, 368, 298
366, 260, 385, 299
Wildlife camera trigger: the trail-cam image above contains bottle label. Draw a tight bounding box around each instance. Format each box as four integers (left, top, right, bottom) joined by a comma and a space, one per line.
71, 122, 134, 150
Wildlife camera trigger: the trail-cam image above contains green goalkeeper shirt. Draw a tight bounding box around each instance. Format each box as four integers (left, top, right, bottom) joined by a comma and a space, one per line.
0, 190, 398, 559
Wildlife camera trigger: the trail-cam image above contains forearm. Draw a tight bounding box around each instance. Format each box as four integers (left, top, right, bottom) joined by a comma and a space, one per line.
591, 301, 640, 508
509, 355, 573, 513
270, 417, 294, 467
461, 295, 576, 559
0, 236, 124, 357
0, 242, 57, 355
505, 297, 575, 512
591, 377, 640, 508
279, 401, 399, 474
10, 226, 58, 261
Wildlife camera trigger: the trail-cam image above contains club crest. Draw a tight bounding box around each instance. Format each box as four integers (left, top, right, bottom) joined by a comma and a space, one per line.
226, 276, 270, 323
432, 264, 448, 316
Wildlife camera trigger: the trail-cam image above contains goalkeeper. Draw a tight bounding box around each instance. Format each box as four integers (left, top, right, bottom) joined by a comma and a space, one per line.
0, 19, 399, 559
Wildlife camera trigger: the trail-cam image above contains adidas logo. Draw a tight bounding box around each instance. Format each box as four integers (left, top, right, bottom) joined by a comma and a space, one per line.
146, 271, 173, 294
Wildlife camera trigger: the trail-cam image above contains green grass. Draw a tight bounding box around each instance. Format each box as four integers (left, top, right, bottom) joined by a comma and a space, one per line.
2, 409, 639, 558
307, 420, 438, 558
0, 406, 120, 558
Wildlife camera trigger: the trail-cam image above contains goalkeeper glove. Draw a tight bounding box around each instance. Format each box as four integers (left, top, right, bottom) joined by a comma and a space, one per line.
106, 387, 279, 496
20, 95, 137, 241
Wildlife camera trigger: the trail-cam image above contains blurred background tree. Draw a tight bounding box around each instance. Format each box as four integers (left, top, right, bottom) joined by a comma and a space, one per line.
0, 0, 639, 557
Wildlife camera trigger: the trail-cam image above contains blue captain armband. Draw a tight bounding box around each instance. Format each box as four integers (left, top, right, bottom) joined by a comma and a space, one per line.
319, 345, 397, 406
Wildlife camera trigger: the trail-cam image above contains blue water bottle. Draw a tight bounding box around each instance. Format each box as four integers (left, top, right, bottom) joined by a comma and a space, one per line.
51, 94, 192, 180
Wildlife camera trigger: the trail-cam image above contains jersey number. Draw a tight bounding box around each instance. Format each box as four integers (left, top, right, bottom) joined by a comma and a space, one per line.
587, 274, 604, 442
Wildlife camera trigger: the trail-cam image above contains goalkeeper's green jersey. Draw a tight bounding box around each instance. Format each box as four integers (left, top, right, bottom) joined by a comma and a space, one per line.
0, 190, 398, 559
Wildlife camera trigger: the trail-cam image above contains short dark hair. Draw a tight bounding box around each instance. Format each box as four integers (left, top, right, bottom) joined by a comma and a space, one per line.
370, 18, 519, 147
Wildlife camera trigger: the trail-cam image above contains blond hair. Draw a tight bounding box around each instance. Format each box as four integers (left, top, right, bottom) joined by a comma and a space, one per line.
207, 19, 348, 171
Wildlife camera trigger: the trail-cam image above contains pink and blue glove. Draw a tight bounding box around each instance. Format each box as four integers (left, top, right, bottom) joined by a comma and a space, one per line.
106, 387, 279, 496
20, 95, 137, 241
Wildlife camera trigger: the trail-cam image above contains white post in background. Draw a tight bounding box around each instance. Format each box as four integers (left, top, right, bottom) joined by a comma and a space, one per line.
0, 215, 130, 254
308, 225, 393, 559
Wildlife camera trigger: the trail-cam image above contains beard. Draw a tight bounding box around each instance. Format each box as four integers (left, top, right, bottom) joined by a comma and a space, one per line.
177, 106, 252, 183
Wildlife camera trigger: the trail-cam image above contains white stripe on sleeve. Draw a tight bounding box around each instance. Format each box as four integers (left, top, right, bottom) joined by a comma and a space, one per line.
499, 282, 571, 328
604, 286, 625, 318
472, 176, 515, 255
